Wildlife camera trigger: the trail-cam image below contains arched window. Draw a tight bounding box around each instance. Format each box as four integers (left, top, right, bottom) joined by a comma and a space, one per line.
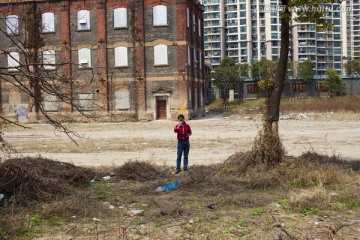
153, 5, 167, 26
114, 46, 128, 67
78, 48, 91, 68
154, 44, 168, 65
42, 12, 55, 32
77, 10, 90, 30
114, 8, 127, 28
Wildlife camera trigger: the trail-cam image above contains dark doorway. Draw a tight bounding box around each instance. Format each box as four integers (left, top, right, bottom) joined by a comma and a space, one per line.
156, 99, 167, 119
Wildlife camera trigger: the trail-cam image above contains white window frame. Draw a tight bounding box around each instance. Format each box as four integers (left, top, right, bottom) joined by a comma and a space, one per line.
114, 46, 128, 67
6, 15, 19, 35
42, 12, 55, 33
77, 10, 90, 31
154, 44, 168, 66
198, 18, 201, 36
153, 5, 167, 26
187, 8, 190, 28
78, 48, 91, 68
187, 46, 191, 65
7, 52, 20, 71
43, 50, 56, 70
114, 8, 127, 28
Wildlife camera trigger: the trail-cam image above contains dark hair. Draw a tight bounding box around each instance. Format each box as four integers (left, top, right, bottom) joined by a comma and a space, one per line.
177, 114, 185, 120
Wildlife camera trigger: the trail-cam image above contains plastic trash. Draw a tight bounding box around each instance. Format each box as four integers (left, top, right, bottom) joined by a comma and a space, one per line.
90, 178, 96, 184
0, 194, 4, 201
103, 176, 111, 181
155, 181, 179, 192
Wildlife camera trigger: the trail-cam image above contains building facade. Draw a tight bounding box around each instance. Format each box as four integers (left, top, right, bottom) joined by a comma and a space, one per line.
201, 0, 360, 98
0, 0, 205, 121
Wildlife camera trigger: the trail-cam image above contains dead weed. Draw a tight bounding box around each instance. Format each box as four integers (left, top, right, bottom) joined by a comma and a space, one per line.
0, 157, 95, 203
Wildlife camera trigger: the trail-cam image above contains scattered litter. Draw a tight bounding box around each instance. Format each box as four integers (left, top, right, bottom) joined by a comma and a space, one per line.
0, 193, 4, 201
329, 192, 339, 196
141, 204, 148, 207
189, 219, 194, 224
103, 176, 111, 181
155, 181, 179, 192
109, 205, 115, 210
92, 217, 101, 222
280, 113, 315, 120
127, 209, 144, 216
90, 178, 96, 184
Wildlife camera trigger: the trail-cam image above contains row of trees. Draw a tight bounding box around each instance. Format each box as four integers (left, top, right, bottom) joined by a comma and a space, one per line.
212, 58, 359, 102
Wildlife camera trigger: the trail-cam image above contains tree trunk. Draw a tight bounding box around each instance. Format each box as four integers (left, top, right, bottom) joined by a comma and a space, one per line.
267, 0, 290, 134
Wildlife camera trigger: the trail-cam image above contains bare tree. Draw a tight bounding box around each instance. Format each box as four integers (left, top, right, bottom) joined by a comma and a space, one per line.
0, 3, 101, 149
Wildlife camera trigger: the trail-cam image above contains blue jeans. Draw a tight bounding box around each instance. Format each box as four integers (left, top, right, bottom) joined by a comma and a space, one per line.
176, 140, 190, 170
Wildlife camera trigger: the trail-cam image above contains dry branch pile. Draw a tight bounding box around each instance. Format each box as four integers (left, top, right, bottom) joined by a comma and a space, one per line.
113, 161, 162, 182
0, 157, 95, 203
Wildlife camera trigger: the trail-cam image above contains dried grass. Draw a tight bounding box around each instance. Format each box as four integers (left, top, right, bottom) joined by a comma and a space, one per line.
281, 96, 360, 113
113, 161, 164, 182
0, 157, 95, 204
288, 186, 331, 210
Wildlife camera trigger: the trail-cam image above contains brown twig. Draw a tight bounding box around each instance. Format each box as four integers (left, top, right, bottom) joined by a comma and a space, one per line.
272, 215, 297, 240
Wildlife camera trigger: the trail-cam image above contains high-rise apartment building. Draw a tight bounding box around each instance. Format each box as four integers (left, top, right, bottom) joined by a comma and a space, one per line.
201, 0, 355, 77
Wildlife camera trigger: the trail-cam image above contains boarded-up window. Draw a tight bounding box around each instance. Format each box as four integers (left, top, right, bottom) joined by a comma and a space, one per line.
7, 52, 20, 71
78, 93, 94, 110
6, 15, 18, 34
114, 46, 128, 67
77, 10, 90, 30
78, 48, 91, 68
43, 50, 56, 70
154, 44, 168, 65
114, 8, 127, 28
247, 84, 259, 94
43, 93, 59, 112
115, 89, 130, 110
153, 5, 167, 26
42, 12, 55, 32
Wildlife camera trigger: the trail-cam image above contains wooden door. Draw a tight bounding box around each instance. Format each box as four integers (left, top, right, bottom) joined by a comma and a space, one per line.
156, 100, 167, 119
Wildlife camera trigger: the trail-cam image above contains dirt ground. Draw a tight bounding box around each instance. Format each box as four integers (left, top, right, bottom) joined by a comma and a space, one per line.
2, 112, 360, 166
2, 112, 360, 240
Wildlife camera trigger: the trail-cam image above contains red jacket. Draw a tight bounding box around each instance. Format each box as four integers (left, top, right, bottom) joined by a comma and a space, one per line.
174, 122, 192, 141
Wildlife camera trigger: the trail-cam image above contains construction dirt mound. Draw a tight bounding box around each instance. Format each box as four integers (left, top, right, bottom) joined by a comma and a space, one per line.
0, 157, 95, 204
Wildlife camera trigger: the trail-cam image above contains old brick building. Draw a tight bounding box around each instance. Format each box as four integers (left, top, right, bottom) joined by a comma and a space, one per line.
0, 0, 205, 121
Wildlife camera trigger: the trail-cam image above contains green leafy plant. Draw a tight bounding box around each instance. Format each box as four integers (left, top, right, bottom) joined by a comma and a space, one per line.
251, 208, 266, 216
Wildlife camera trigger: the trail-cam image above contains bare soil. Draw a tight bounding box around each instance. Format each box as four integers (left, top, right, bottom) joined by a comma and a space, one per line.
1, 112, 360, 239
2, 112, 360, 166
